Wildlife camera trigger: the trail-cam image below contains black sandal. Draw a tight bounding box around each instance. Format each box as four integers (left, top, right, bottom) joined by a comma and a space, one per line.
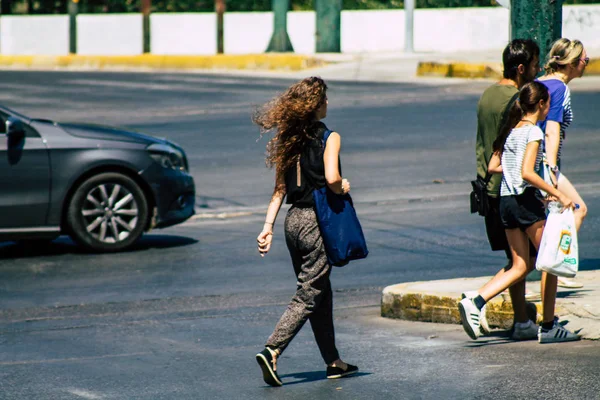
256, 348, 282, 387
326, 363, 358, 379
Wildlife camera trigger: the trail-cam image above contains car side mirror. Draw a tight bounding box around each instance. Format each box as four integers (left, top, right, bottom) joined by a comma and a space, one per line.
6, 117, 25, 142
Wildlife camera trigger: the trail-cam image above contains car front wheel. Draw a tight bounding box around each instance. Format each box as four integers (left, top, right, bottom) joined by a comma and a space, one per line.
66, 172, 149, 252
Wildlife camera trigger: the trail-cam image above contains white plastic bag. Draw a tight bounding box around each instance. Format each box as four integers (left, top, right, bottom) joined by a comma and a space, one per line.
536, 202, 579, 278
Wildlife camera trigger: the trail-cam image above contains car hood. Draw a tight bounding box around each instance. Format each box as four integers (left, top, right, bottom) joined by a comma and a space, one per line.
57, 122, 167, 145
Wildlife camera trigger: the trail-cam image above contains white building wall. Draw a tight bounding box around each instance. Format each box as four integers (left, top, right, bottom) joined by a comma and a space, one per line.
77, 14, 143, 55
150, 13, 216, 55
0, 15, 69, 55
341, 10, 405, 53
224, 12, 271, 54
563, 5, 600, 50
0, 6, 599, 56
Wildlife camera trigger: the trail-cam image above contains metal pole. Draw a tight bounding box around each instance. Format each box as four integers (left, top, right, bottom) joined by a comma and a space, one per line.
315, 0, 341, 53
404, 0, 414, 53
216, 0, 225, 54
68, 0, 79, 54
141, 0, 151, 53
266, 0, 293, 52
511, 0, 562, 64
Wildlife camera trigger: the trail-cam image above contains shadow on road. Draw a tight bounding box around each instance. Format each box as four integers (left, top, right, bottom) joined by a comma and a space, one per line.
0, 234, 198, 260
278, 370, 370, 386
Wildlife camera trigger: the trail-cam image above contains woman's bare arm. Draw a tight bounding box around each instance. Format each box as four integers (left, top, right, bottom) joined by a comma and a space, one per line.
488, 151, 503, 174
522, 141, 573, 209
257, 172, 286, 256
323, 132, 349, 194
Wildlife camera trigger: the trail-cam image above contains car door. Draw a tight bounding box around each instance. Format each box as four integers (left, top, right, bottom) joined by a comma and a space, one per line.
0, 112, 51, 229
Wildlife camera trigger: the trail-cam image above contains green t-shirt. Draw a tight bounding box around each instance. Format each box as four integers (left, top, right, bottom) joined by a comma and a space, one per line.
475, 84, 519, 197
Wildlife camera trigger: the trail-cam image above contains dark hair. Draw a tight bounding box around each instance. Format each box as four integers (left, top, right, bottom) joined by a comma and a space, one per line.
252, 76, 328, 177
493, 81, 549, 152
502, 39, 540, 80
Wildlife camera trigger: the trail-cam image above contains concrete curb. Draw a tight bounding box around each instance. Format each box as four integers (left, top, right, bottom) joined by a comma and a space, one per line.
381, 280, 537, 331
417, 58, 600, 79
0, 54, 326, 71
381, 272, 600, 340
416, 61, 502, 79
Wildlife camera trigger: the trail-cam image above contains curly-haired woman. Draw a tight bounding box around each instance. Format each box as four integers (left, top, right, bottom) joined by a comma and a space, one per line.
253, 77, 357, 387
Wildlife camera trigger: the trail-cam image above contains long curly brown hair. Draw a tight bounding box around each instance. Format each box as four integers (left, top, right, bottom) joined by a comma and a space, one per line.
252, 77, 328, 177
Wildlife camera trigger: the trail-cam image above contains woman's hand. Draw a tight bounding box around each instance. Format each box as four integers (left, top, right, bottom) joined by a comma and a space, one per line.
557, 193, 575, 211
257, 230, 273, 257
341, 178, 350, 194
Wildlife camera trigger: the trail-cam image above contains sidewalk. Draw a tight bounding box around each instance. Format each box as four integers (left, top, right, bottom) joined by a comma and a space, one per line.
381, 270, 600, 340
2, 49, 600, 82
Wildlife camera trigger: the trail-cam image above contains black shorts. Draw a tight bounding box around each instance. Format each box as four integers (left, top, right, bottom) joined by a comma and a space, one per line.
499, 187, 546, 230
485, 194, 538, 258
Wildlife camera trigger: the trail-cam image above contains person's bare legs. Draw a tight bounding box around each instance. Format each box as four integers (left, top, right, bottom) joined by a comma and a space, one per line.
555, 174, 586, 288
477, 258, 534, 323
541, 271, 558, 324
479, 221, 545, 302
479, 232, 530, 302
557, 174, 587, 231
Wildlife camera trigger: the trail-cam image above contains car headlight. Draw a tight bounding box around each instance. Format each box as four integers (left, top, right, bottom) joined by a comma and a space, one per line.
147, 143, 186, 171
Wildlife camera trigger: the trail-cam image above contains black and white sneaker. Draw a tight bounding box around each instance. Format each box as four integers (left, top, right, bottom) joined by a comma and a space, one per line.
256, 348, 282, 387
538, 319, 581, 344
458, 297, 481, 340
461, 291, 490, 334
327, 363, 358, 379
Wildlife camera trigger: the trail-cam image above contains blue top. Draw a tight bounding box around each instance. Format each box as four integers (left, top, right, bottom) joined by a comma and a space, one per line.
537, 78, 573, 162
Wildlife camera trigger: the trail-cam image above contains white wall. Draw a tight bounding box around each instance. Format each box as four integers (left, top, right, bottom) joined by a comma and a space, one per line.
0, 15, 68, 55
563, 5, 600, 50
151, 13, 216, 55
342, 10, 404, 53
1, 5, 600, 56
414, 7, 509, 52
77, 14, 143, 55
224, 12, 271, 54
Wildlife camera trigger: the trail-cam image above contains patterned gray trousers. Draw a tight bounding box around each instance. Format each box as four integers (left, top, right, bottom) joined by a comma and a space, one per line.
265, 206, 340, 365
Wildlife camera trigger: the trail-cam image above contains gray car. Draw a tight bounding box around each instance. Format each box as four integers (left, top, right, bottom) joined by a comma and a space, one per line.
0, 105, 195, 252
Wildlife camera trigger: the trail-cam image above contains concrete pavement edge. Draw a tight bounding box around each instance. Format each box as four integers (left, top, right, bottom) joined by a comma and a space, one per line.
381, 272, 600, 340
417, 58, 600, 79
0, 54, 326, 71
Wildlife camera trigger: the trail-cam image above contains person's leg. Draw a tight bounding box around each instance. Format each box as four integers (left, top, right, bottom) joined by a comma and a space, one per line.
541, 271, 557, 324
308, 277, 340, 365
555, 174, 586, 288
478, 226, 534, 302
265, 208, 338, 361
459, 226, 532, 340
557, 174, 587, 231
522, 219, 559, 326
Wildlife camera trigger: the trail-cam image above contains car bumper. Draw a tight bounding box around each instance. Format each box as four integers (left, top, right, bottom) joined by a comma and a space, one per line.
141, 165, 195, 230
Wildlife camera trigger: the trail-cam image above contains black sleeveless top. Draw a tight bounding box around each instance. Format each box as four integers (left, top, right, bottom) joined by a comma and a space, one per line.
285, 123, 337, 207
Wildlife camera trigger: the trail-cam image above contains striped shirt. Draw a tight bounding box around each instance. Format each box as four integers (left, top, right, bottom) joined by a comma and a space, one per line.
538, 78, 573, 161
500, 125, 544, 196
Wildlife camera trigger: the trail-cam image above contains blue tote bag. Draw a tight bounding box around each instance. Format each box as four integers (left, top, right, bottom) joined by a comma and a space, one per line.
312, 130, 369, 267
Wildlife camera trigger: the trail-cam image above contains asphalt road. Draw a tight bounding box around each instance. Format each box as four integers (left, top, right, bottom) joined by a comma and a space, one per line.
0, 71, 599, 399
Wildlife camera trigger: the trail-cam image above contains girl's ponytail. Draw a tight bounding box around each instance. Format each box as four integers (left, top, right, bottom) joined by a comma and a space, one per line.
492, 81, 549, 153
494, 99, 523, 152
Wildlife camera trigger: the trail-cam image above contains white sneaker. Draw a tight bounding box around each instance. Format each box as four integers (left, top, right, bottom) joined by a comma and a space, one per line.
557, 278, 584, 289
512, 320, 539, 340
461, 291, 490, 334
538, 319, 581, 344
458, 297, 481, 340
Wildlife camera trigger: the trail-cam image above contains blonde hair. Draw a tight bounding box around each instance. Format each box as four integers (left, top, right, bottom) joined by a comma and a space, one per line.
544, 38, 585, 74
